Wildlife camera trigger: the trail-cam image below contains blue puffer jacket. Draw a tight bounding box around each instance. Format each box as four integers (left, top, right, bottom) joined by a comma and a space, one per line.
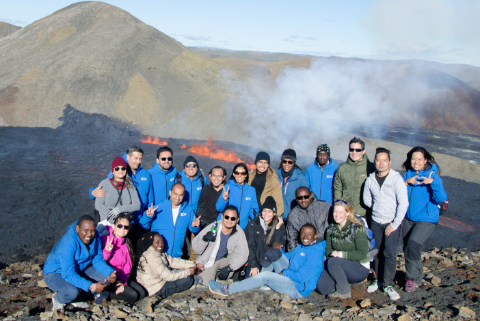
139, 199, 200, 258
403, 164, 447, 223
282, 240, 326, 297
178, 170, 208, 213
305, 159, 338, 205
276, 167, 309, 218
148, 165, 178, 205
43, 220, 114, 292
216, 179, 259, 229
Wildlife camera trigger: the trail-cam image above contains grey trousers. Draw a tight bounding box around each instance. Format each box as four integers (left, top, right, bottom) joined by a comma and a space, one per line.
199, 257, 233, 286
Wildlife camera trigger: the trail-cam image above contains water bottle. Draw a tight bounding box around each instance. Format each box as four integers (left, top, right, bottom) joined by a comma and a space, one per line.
211, 220, 218, 237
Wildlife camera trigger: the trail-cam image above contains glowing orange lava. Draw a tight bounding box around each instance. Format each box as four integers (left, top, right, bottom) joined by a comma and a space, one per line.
180, 144, 187, 149
140, 136, 168, 146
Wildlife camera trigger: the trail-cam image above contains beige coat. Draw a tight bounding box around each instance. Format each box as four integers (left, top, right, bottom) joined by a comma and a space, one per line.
136, 246, 195, 296
248, 167, 284, 217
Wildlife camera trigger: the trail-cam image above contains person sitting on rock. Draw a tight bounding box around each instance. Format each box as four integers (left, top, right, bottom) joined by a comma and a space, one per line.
316, 200, 370, 299
100, 213, 147, 303
193, 206, 249, 286
286, 187, 330, 251
244, 196, 286, 278
95, 156, 140, 234
209, 223, 326, 299
136, 232, 202, 297
43, 215, 117, 311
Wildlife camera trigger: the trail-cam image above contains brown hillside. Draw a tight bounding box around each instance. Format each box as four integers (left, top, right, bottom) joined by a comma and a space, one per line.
0, 22, 21, 39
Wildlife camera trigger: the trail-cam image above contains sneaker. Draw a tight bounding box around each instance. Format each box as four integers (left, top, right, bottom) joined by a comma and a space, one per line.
405, 279, 420, 293
257, 285, 271, 292
328, 291, 351, 299
383, 286, 401, 300
93, 291, 109, 304
367, 280, 380, 293
52, 294, 65, 311
71, 301, 88, 309
209, 280, 229, 296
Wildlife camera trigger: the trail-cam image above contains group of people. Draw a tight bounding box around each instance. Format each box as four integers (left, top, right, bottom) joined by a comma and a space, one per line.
43, 138, 447, 311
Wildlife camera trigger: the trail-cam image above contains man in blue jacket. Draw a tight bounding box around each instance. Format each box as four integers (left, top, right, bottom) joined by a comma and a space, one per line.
148, 146, 178, 205
43, 215, 116, 311
140, 183, 201, 258
178, 156, 208, 213
305, 144, 338, 205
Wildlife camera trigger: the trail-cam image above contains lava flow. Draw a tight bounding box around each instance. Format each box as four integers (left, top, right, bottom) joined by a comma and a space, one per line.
140, 136, 168, 146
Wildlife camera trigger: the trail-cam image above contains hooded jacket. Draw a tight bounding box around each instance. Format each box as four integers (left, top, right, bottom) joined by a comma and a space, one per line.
43, 220, 114, 292
139, 199, 200, 257
305, 158, 338, 205
100, 226, 132, 285
282, 240, 326, 297
196, 183, 223, 226
363, 169, 409, 229
276, 167, 309, 218
286, 195, 331, 251
333, 155, 375, 216
248, 167, 284, 217
178, 169, 208, 213
193, 220, 248, 271
148, 165, 178, 205
403, 164, 447, 223
244, 215, 287, 269
215, 179, 259, 229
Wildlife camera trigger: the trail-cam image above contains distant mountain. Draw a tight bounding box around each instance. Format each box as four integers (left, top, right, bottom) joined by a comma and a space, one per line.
0, 22, 21, 39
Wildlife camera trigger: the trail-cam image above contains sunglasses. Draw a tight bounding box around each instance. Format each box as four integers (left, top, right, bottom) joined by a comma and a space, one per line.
114, 167, 127, 171
116, 223, 130, 230
282, 160, 294, 165
296, 194, 311, 201
335, 199, 348, 205
185, 164, 197, 168
349, 148, 363, 153
234, 171, 247, 176
160, 157, 173, 161
224, 215, 237, 221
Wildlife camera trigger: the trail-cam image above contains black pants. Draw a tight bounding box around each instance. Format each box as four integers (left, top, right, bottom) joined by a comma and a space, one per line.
109, 281, 147, 303
370, 220, 401, 286
155, 275, 195, 298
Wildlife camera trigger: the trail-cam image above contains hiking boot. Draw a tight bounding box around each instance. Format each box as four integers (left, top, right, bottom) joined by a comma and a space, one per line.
71, 301, 88, 309
405, 279, 420, 293
52, 293, 65, 311
367, 280, 382, 293
93, 291, 109, 304
209, 280, 228, 296
383, 286, 400, 300
328, 291, 351, 299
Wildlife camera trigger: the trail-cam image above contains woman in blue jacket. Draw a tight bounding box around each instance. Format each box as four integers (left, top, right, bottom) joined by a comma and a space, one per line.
216, 163, 259, 229
402, 147, 447, 293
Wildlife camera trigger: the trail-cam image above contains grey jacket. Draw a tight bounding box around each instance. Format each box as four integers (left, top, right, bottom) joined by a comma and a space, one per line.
193, 220, 248, 271
286, 195, 331, 251
95, 178, 141, 223
363, 169, 409, 230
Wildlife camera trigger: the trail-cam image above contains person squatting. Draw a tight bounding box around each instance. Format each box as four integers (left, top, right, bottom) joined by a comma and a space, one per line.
43, 139, 447, 311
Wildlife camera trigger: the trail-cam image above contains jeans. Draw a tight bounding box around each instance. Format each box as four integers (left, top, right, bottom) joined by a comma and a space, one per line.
44, 265, 107, 304
371, 220, 401, 286
316, 257, 369, 295
263, 254, 290, 273
228, 271, 303, 299
402, 219, 436, 283
155, 275, 194, 298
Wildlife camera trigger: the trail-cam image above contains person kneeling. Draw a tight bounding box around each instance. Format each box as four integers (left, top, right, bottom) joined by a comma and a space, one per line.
209, 224, 326, 299
136, 232, 201, 297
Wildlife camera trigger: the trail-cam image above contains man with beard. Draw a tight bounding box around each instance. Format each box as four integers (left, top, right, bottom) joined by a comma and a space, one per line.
286, 187, 330, 252
196, 166, 227, 228
305, 144, 338, 205
149, 146, 178, 205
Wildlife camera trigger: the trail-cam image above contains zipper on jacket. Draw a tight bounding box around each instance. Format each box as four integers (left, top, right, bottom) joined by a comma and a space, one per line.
190, 179, 193, 207
407, 183, 413, 218
319, 168, 324, 200
353, 163, 357, 208
239, 185, 244, 215
165, 173, 168, 199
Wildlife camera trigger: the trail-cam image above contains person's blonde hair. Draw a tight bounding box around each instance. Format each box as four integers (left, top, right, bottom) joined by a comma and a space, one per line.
333, 200, 364, 229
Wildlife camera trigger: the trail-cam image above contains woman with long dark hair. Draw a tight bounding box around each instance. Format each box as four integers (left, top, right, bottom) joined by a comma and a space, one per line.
401, 147, 447, 293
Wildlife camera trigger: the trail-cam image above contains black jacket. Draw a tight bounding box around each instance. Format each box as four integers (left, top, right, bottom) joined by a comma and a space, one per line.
196, 183, 223, 227
244, 215, 287, 269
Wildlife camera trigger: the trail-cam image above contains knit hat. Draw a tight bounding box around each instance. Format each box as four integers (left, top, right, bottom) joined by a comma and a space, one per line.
255, 151, 270, 164
316, 144, 331, 156
111, 156, 127, 172
183, 155, 199, 167
260, 248, 282, 268
281, 149, 297, 162
261, 196, 277, 213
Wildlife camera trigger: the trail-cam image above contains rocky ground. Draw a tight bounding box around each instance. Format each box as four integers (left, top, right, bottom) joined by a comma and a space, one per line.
0, 247, 479, 320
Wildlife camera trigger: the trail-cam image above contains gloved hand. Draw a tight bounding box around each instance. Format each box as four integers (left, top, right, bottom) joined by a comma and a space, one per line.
107, 207, 121, 221
202, 231, 216, 242
217, 265, 233, 280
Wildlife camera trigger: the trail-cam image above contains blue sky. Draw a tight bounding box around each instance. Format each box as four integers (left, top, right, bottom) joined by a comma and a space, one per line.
1, 0, 479, 66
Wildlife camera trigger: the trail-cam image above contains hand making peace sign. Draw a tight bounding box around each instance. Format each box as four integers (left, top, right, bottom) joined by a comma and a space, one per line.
222, 186, 230, 201
146, 203, 159, 217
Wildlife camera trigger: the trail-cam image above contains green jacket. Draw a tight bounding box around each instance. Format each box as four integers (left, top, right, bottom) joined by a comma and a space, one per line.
333, 155, 375, 216
326, 220, 368, 264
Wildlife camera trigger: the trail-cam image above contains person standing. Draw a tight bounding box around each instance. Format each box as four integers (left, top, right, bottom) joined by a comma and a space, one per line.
197, 166, 227, 228
305, 144, 338, 205
363, 148, 409, 300
149, 146, 178, 205
177, 156, 208, 213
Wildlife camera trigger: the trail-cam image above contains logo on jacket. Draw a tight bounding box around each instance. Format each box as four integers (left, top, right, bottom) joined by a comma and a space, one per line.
300, 252, 306, 256
180, 212, 187, 216
245, 197, 251, 200
141, 177, 147, 181
327, 175, 333, 179
197, 187, 202, 191
170, 178, 175, 182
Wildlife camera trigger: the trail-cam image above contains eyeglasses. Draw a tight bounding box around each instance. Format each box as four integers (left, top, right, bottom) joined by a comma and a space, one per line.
185, 164, 197, 168
296, 194, 311, 201
233, 171, 247, 176
349, 148, 363, 153
116, 223, 130, 230
114, 167, 127, 171
335, 199, 348, 205
282, 160, 294, 165
224, 215, 237, 221
160, 157, 173, 161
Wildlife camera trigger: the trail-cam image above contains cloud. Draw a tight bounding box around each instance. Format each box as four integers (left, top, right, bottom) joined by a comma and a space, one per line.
0, 18, 27, 26
180, 35, 212, 42
283, 35, 318, 44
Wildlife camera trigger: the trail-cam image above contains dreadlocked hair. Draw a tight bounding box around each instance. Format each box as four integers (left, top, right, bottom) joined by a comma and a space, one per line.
136, 231, 160, 260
